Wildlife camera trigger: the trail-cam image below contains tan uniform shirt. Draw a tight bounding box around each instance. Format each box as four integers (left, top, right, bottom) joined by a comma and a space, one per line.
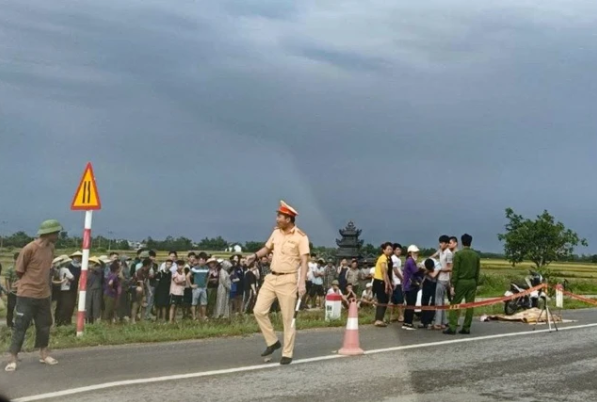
265, 226, 310, 274
16, 239, 55, 299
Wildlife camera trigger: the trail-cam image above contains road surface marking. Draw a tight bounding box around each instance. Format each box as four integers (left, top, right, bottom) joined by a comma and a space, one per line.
13, 322, 597, 402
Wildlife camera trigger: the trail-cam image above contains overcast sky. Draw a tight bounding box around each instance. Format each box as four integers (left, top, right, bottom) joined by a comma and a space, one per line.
1, 0, 596, 252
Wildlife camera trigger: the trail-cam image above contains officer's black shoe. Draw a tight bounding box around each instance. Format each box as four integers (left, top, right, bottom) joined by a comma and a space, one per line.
458, 329, 470, 335
443, 328, 456, 335
260, 341, 282, 357
280, 357, 293, 365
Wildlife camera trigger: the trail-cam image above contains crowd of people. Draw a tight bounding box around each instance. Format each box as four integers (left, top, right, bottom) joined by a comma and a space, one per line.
1, 216, 481, 373
2, 234, 479, 334
3, 249, 271, 325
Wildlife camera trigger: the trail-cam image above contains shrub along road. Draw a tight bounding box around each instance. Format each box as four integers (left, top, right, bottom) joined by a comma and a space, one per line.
3, 308, 597, 402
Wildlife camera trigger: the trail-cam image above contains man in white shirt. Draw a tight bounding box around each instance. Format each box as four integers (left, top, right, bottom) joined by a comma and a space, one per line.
309, 259, 325, 308
304, 255, 318, 308
434, 235, 453, 329
390, 243, 404, 322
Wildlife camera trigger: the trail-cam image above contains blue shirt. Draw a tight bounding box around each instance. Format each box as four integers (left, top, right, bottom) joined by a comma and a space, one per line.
191, 265, 209, 288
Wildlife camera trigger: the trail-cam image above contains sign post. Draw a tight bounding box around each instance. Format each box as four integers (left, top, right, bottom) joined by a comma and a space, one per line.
71, 162, 101, 337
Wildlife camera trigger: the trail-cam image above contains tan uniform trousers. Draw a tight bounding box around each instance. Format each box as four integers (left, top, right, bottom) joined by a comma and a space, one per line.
253, 273, 298, 358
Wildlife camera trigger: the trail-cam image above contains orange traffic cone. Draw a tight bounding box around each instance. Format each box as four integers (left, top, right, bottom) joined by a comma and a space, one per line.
338, 301, 364, 355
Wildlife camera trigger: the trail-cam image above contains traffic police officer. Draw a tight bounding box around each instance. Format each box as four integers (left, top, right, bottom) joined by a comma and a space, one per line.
247, 200, 310, 365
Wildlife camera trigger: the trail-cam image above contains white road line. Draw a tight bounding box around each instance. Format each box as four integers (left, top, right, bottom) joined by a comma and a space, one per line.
12, 323, 597, 402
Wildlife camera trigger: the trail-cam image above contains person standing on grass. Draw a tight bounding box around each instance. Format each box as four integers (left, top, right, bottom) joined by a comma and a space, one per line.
103, 261, 122, 324
402, 245, 424, 330
117, 256, 132, 322
59, 251, 82, 326
243, 263, 259, 313
444, 234, 481, 335
229, 255, 245, 315
189, 253, 209, 321
169, 260, 187, 323
337, 259, 349, 293
86, 257, 104, 324
345, 259, 360, 295
53, 255, 74, 326
247, 200, 309, 365
324, 259, 337, 291
5, 219, 63, 372
433, 235, 453, 330
131, 258, 151, 324
144, 250, 158, 321
5, 252, 20, 328
214, 260, 231, 319
309, 259, 325, 308
371, 243, 394, 327
390, 243, 404, 322
206, 257, 220, 316
154, 259, 172, 321
418, 258, 441, 329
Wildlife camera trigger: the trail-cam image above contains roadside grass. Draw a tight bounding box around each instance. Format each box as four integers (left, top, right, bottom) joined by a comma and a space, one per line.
0, 309, 370, 352
2, 295, 595, 353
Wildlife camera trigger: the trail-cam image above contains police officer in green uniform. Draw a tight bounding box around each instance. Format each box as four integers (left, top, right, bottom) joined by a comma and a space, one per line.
444, 233, 480, 335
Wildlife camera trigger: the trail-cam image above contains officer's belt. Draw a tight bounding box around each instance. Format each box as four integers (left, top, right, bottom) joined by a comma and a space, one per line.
270, 271, 296, 276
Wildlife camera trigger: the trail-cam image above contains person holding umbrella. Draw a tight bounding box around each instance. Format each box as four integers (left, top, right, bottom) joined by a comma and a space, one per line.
246, 200, 310, 365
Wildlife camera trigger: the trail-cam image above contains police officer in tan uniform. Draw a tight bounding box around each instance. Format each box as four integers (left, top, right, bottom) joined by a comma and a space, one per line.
247, 200, 310, 365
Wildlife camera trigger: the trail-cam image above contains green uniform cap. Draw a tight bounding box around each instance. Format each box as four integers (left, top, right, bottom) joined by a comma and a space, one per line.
37, 219, 63, 236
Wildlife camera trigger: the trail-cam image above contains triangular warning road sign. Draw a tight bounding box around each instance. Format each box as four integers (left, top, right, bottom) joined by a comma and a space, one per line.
71, 163, 101, 210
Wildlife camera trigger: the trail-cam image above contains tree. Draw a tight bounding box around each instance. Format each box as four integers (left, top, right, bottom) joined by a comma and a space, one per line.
116, 240, 130, 250
244, 241, 263, 252
197, 236, 229, 251
497, 208, 588, 269
361, 243, 377, 257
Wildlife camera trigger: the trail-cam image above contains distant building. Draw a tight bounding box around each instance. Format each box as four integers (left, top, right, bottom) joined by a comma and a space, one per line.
226, 244, 243, 253
128, 241, 145, 250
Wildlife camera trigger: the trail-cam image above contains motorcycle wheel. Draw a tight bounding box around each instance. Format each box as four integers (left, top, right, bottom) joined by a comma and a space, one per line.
504, 300, 518, 316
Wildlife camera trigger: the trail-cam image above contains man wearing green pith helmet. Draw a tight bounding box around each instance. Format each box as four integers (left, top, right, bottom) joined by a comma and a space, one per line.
5, 219, 63, 372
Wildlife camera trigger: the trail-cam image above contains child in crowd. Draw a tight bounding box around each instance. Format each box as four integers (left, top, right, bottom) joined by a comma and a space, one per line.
170, 260, 187, 323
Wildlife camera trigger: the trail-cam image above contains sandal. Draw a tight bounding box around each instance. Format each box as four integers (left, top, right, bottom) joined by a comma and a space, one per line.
5, 362, 16, 372
40, 356, 58, 365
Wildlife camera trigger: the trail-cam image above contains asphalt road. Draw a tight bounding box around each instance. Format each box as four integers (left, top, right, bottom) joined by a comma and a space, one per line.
2, 308, 597, 402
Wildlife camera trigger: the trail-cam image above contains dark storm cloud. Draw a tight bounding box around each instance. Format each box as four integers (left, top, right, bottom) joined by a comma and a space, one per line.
1, 0, 597, 252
